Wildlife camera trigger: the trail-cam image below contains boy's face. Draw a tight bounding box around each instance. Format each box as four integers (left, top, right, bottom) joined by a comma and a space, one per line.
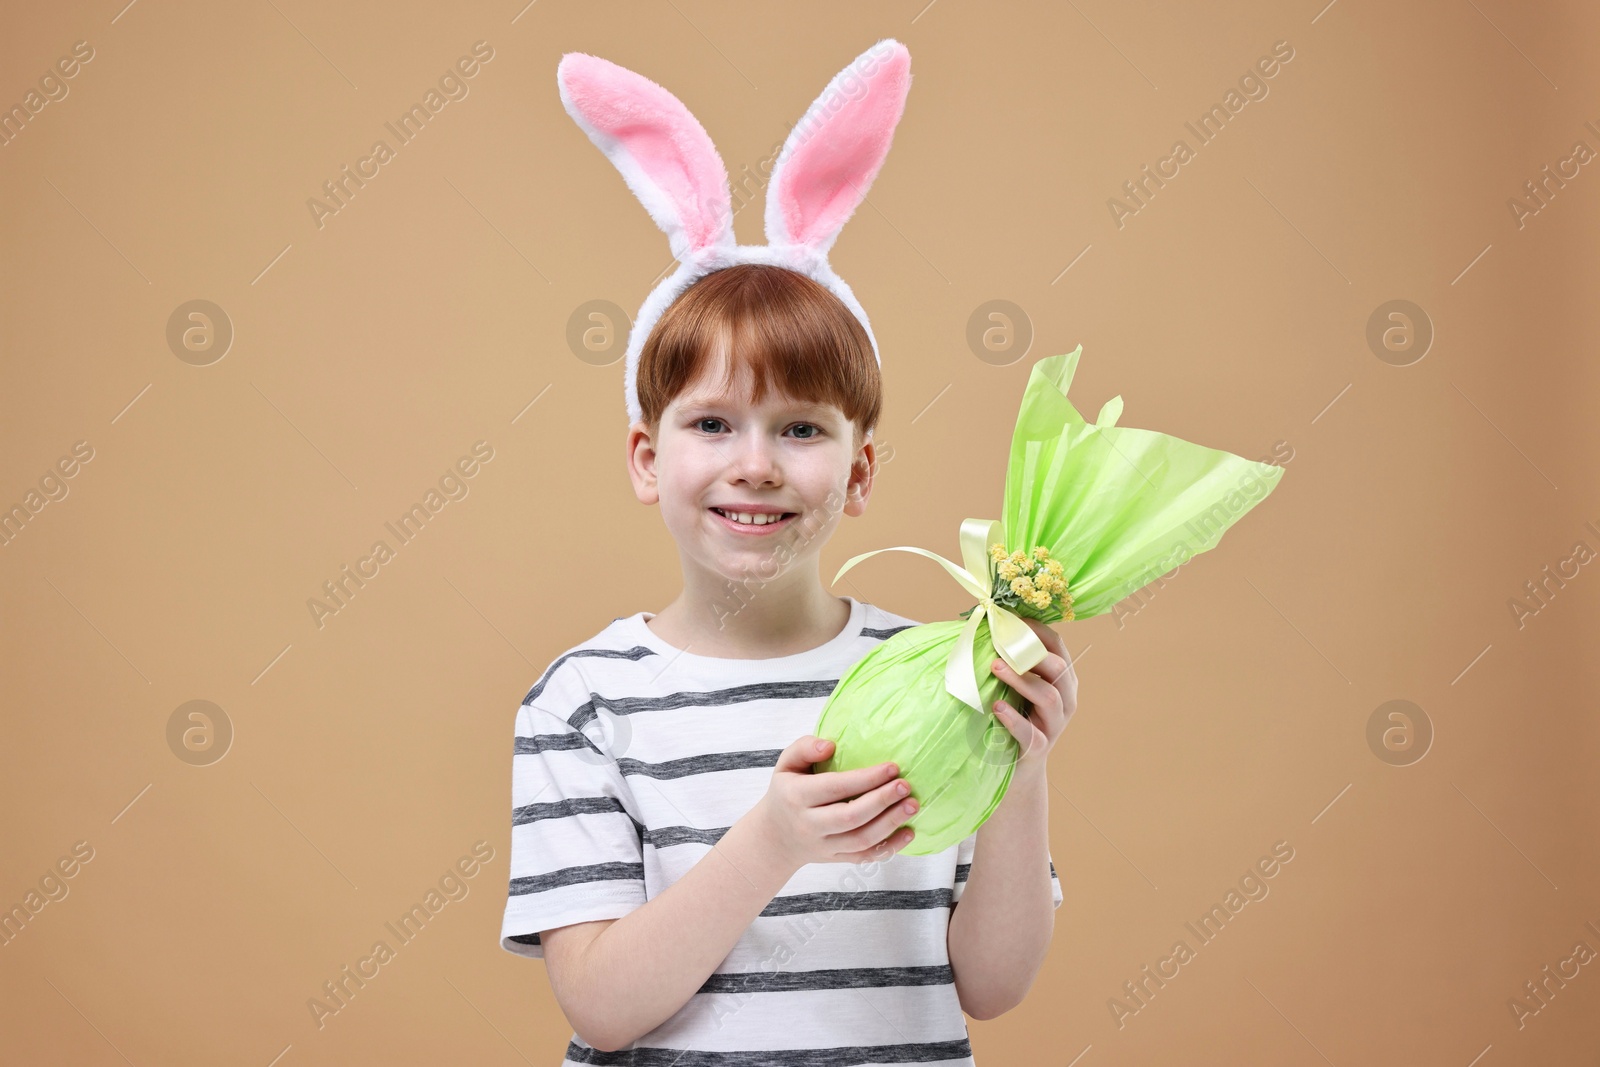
626, 349, 876, 590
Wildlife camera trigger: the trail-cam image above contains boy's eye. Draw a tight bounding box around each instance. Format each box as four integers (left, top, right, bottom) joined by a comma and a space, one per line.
692, 418, 824, 439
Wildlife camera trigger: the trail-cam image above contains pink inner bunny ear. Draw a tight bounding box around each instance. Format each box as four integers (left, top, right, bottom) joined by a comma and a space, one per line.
765, 39, 912, 254
557, 52, 732, 259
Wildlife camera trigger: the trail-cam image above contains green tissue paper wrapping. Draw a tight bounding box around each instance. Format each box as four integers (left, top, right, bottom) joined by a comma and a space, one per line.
812, 345, 1285, 854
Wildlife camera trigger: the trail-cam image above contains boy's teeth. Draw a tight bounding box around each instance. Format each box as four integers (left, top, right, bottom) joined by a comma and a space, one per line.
716, 508, 786, 525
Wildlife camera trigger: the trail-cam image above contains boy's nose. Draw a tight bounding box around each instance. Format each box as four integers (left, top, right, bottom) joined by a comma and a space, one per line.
730, 439, 781, 484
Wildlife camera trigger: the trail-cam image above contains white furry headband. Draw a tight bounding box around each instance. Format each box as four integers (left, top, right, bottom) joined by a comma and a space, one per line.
556, 39, 913, 426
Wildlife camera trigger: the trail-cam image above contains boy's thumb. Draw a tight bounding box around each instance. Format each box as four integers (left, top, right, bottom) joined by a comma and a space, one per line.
779, 735, 833, 771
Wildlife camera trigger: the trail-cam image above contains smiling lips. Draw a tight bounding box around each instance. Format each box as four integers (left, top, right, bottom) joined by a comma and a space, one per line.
709, 506, 798, 535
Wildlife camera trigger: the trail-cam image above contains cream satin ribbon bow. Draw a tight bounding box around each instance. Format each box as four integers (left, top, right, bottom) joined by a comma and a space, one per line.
833, 517, 1051, 714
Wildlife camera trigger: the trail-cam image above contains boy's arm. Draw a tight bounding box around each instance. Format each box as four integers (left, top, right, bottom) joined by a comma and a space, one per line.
946, 764, 1056, 1020
541, 806, 797, 1052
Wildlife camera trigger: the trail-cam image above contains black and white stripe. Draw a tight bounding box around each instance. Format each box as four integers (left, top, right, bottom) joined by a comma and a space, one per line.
501, 596, 1062, 1064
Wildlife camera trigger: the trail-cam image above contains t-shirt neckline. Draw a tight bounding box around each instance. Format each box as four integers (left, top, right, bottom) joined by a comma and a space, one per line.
623, 595, 864, 670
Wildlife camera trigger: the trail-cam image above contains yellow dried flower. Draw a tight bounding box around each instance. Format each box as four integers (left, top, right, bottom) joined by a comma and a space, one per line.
968, 540, 1075, 624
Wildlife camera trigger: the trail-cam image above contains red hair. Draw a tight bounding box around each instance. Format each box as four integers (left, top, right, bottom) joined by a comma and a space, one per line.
636, 264, 882, 443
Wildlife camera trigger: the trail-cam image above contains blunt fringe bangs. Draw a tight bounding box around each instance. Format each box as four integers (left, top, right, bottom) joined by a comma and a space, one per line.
636, 264, 882, 441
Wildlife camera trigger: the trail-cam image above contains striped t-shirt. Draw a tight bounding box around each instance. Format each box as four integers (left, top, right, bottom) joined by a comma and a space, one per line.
500, 594, 1063, 1065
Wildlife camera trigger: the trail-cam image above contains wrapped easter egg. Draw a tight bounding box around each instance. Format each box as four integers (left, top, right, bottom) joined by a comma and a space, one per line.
814, 345, 1285, 854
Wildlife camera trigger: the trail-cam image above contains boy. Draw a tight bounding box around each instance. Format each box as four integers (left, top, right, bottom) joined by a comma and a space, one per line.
500, 263, 1076, 1063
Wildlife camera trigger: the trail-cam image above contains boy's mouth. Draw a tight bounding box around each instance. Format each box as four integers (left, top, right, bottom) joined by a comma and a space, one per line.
709, 506, 798, 534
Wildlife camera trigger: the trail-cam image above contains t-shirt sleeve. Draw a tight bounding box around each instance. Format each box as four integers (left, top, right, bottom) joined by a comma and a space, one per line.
500, 667, 646, 959
950, 830, 1063, 910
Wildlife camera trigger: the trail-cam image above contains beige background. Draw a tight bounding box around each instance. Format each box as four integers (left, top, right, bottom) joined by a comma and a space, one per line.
2, 1, 1597, 1064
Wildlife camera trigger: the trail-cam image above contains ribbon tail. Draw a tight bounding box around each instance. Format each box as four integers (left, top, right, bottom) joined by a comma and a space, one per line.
833, 545, 988, 600
944, 603, 987, 714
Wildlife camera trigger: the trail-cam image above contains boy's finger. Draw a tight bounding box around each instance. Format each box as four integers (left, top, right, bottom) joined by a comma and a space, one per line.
838, 830, 914, 865
827, 775, 914, 834
799, 760, 902, 806
991, 657, 1053, 708
830, 800, 917, 855
774, 735, 836, 774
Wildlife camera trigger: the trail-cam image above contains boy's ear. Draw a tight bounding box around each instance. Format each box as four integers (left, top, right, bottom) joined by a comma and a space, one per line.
843, 436, 876, 517
626, 421, 660, 505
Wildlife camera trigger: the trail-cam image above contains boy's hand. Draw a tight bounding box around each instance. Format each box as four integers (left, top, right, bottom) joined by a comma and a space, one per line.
986, 617, 1078, 779
754, 736, 918, 871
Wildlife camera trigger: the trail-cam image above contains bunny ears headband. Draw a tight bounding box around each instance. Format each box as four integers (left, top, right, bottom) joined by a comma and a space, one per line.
556, 39, 913, 426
